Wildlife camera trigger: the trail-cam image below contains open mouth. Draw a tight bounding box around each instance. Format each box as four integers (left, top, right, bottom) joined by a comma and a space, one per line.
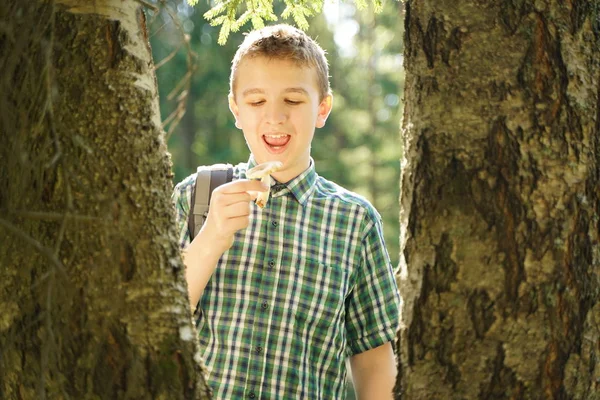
262, 134, 291, 153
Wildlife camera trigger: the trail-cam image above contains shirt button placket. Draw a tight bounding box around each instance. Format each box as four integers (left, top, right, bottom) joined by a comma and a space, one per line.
248, 201, 278, 400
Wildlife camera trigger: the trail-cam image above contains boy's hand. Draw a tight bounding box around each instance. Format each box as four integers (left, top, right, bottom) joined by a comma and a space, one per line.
183, 179, 267, 309
198, 179, 269, 252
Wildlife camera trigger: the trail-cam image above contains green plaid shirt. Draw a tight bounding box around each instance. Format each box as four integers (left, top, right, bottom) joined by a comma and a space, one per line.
172, 158, 401, 399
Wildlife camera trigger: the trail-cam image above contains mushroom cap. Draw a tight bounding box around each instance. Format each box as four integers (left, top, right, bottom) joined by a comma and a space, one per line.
246, 161, 283, 179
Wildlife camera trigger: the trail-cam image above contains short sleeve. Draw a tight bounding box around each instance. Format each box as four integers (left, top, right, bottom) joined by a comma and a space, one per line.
171, 173, 202, 322
345, 215, 401, 355
171, 173, 196, 249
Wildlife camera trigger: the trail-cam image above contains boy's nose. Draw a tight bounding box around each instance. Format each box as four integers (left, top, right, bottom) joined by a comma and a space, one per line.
265, 104, 287, 124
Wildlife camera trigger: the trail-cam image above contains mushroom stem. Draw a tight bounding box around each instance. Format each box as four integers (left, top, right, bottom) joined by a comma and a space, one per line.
246, 161, 283, 209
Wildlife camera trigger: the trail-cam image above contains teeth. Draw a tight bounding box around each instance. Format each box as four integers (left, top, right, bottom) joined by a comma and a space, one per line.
264, 134, 287, 138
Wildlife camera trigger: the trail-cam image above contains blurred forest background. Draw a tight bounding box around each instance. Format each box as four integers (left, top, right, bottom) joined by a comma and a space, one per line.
149, 0, 404, 266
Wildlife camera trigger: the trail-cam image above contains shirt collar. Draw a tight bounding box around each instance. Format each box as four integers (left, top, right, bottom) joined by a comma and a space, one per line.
246, 155, 317, 206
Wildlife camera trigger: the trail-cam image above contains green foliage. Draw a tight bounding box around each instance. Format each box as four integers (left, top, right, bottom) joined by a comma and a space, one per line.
280, 0, 323, 31
194, 0, 278, 44
188, 0, 385, 44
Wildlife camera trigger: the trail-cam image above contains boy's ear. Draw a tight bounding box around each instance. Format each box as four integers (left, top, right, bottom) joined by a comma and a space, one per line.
315, 94, 333, 129
228, 94, 241, 129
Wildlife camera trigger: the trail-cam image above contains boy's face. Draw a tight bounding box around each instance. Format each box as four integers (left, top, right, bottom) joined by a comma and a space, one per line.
229, 56, 332, 183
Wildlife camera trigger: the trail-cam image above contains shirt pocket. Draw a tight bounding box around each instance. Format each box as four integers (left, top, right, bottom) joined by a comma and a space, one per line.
290, 258, 349, 347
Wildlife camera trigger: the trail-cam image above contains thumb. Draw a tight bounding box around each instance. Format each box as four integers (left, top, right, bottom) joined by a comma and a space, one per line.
247, 190, 260, 201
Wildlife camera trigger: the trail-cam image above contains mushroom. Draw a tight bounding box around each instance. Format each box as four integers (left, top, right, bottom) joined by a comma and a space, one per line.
246, 161, 283, 208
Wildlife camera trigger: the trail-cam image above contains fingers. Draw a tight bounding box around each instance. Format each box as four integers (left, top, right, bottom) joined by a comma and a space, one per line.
204, 179, 268, 240
247, 191, 260, 201
219, 179, 269, 194
215, 191, 253, 207
227, 215, 251, 232
210, 205, 251, 238
220, 201, 251, 220
212, 179, 268, 206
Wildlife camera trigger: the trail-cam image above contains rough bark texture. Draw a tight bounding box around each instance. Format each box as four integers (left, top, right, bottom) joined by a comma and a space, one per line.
0, 1, 210, 398
397, 1, 600, 399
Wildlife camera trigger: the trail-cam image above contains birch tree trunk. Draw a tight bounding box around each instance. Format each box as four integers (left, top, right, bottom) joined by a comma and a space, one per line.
397, 1, 600, 399
0, 1, 210, 398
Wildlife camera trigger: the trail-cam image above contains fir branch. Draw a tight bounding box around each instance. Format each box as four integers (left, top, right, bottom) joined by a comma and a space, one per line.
193, 0, 386, 44
218, 19, 232, 45
355, 0, 368, 9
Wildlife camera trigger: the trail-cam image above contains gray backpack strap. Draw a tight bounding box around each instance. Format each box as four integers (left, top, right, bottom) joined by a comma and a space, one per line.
188, 164, 234, 240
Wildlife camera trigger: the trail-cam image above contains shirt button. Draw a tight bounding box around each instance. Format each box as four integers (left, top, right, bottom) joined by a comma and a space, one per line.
271, 220, 278, 227
255, 346, 263, 354
268, 260, 275, 268
248, 392, 256, 399
261, 302, 269, 310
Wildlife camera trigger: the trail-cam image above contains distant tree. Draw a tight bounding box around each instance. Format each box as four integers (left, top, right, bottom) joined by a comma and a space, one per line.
396, 1, 600, 398
150, 2, 246, 178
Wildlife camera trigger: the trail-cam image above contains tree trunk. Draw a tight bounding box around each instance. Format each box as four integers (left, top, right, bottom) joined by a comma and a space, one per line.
397, 1, 599, 399
0, 1, 210, 398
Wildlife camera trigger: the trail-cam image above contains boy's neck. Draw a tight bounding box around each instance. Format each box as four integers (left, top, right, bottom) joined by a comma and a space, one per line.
248, 154, 314, 184
250, 158, 312, 185
271, 170, 302, 185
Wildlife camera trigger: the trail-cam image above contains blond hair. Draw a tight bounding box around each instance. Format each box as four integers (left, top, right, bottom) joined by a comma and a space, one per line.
230, 24, 331, 101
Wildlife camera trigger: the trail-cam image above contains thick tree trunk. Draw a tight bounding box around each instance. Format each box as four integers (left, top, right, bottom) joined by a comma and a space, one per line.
0, 1, 210, 398
397, 1, 599, 399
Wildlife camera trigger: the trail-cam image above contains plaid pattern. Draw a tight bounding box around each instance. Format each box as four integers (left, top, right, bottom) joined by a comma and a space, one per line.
172, 157, 401, 399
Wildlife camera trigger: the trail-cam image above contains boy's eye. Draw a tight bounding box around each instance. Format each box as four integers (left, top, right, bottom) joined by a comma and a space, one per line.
249, 100, 265, 106
285, 99, 303, 105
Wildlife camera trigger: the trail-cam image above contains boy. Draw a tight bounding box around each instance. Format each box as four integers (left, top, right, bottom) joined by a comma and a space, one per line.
172, 24, 401, 399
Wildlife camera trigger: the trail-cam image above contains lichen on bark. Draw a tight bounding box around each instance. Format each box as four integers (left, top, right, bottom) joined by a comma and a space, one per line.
0, 1, 210, 398
397, 1, 600, 399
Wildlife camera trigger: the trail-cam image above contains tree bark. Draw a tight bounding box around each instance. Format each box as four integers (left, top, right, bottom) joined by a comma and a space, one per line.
397, 1, 600, 399
0, 1, 210, 398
